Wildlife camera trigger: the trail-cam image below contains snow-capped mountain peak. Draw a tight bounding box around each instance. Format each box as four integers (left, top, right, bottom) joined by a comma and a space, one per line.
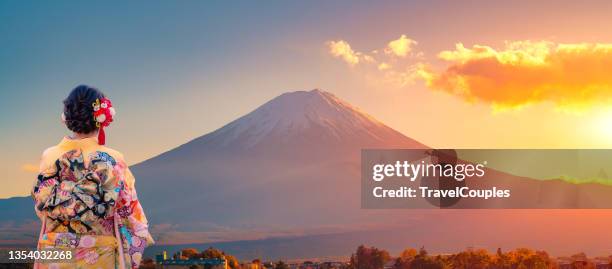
197, 89, 415, 149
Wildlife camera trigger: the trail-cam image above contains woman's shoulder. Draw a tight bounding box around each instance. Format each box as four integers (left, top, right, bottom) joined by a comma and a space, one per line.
38, 142, 127, 173
39, 145, 64, 172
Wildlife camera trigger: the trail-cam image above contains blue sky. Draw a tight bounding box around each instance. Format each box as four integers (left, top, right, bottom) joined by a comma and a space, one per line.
0, 1, 382, 197
3, 0, 612, 197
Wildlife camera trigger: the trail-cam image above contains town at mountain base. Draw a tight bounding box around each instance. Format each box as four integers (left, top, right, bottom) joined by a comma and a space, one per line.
141, 245, 612, 269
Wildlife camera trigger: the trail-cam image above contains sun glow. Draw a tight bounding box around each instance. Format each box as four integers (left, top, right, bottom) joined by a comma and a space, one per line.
592, 111, 612, 144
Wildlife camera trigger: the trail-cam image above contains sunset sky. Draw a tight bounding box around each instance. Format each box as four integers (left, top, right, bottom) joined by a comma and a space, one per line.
2, 0, 612, 198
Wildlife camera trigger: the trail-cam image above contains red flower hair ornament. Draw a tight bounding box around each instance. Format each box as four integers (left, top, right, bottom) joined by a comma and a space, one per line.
92, 98, 115, 145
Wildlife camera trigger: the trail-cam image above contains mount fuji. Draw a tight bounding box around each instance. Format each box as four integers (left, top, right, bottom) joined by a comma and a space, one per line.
2, 89, 612, 259
132, 89, 426, 243
148, 89, 423, 159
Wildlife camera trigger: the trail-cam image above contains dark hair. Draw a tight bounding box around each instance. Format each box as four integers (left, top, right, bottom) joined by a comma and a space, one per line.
63, 85, 105, 134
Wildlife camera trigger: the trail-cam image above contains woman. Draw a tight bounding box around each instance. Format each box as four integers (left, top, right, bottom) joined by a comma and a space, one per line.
32, 85, 154, 269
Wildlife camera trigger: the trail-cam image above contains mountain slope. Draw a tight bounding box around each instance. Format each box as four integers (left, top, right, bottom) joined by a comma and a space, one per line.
131, 89, 427, 242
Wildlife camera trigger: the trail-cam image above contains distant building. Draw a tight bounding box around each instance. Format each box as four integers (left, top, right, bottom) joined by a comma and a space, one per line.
594, 256, 611, 269
557, 257, 573, 269
288, 262, 301, 269
319, 261, 345, 269
300, 261, 317, 269
383, 260, 395, 269
155, 251, 169, 263
557, 255, 609, 269
155, 251, 228, 269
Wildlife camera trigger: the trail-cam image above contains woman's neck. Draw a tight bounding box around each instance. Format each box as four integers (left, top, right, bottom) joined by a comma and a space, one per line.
69, 131, 98, 140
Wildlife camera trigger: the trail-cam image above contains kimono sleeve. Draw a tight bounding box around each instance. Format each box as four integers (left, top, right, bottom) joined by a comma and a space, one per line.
31, 150, 59, 221
115, 163, 154, 268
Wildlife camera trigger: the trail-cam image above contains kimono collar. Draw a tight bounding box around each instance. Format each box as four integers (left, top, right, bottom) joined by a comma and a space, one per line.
58, 136, 100, 151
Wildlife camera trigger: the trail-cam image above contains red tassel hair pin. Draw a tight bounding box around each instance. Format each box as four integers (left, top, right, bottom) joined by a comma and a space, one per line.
92, 98, 115, 145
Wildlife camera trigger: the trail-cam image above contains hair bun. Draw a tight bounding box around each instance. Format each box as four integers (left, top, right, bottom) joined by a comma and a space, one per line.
63, 85, 105, 134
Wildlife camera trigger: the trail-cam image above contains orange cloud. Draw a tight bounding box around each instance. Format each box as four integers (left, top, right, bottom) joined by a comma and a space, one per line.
422, 41, 612, 108
326, 36, 424, 87
327, 40, 362, 66
385, 35, 417, 57
378, 62, 391, 71
21, 163, 39, 173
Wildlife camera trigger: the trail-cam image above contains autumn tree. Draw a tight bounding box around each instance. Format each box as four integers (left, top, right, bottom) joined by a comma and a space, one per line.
409, 247, 446, 269
225, 254, 240, 269
201, 247, 225, 259
493, 248, 512, 269
174, 247, 241, 269
394, 248, 418, 269
349, 245, 391, 269
446, 249, 492, 269
182, 248, 201, 259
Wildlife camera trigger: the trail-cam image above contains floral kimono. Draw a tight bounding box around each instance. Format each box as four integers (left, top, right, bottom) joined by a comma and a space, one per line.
32, 137, 154, 269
